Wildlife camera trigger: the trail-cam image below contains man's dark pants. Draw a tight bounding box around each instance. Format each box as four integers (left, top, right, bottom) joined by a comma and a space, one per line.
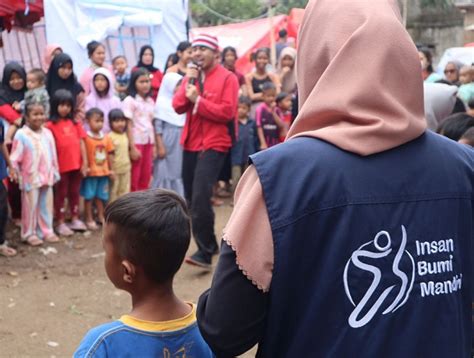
182, 149, 226, 262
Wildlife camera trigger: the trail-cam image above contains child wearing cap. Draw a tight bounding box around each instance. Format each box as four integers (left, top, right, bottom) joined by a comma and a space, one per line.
74, 189, 214, 357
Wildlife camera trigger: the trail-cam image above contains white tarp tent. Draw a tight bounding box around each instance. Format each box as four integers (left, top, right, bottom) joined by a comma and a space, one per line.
44, 0, 188, 76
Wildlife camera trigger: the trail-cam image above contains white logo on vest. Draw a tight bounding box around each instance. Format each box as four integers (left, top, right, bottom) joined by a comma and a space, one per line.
343, 225, 415, 328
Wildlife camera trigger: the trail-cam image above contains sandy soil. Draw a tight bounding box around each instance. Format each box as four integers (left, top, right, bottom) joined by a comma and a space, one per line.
0, 199, 256, 357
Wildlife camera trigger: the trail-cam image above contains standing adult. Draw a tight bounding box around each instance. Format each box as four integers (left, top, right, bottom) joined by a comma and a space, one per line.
275, 28, 288, 61
152, 72, 186, 196
134, 45, 163, 101
443, 61, 463, 86
419, 47, 442, 83
42, 44, 63, 73
166, 41, 192, 76
221, 46, 246, 95
79, 41, 113, 95
197, 0, 473, 357
47, 53, 85, 124
245, 48, 280, 116
173, 34, 239, 268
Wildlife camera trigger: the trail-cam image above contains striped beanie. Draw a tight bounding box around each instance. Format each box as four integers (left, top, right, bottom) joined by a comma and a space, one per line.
192, 34, 219, 51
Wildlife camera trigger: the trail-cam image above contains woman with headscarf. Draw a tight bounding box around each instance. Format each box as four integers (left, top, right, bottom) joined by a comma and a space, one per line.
79, 41, 114, 95
47, 53, 85, 123
277, 46, 297, 94
133, 45, 163, 101
0, 62, 27, 226
151, 72, 185, 196
197, 0, 473, 357
42, 44, 63, 73
443, 60, 463, 86
423, 82, 458, 130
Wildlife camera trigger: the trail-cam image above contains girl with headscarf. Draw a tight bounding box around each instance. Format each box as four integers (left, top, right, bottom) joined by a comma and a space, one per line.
277, 46, 297, 94
85, 67, 122, 133
151, 72, 185, 196
42, 44, 63, 73
79, 41, 114, 95
0, 62, 27, 226
47, 53, 85, 123
197, 0, 473, 357
133, 45, 163, 101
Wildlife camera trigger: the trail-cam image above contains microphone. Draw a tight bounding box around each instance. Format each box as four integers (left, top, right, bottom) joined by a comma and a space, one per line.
187, 62, 200, 86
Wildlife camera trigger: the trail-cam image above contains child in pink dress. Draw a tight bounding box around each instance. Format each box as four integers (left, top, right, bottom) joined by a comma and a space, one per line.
122, 68, 155, 191
10, 100, 60, 246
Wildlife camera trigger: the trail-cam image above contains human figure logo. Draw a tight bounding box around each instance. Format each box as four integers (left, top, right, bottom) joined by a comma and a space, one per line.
343, 225, 415, 328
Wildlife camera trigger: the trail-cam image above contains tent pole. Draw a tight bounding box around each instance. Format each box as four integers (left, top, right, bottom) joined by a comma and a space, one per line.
268, 2, 276, 68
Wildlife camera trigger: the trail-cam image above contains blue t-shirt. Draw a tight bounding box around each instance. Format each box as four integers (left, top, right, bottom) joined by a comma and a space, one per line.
74, 304, 214, 358
0, 122, 7, 180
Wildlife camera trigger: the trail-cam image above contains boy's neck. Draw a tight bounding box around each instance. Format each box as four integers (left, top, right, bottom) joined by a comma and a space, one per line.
116, 69, 125, 76
89, 130, 102, 137
129, 283, 191, 322
238, 116, 248, 124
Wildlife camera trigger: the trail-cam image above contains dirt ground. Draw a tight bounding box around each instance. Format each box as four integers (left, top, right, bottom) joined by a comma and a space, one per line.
0, 199, 256, 357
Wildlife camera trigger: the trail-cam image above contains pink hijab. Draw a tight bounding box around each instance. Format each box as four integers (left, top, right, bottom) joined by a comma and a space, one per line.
42, 44, 62, 72
224, 0, 428, 292
287, 0, 426, 155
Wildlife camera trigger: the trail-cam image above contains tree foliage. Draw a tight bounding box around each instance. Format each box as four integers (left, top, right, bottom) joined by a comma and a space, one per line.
190, 0, 309, 26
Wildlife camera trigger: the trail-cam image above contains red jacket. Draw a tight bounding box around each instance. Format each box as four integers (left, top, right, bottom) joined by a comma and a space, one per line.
173, 64, 239, 153
0, 104, 21, 124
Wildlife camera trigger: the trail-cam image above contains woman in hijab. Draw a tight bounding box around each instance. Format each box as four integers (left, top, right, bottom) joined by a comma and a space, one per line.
47, 53, 85, 123
277, 46, 297, 94
133, 45, 163, 101
197, 1, 473, 357
151, 72, 185, 196
423, 82, 458, 130
42, 44, 63, 73
0, 62, 27, 226
443, 60, 463, 86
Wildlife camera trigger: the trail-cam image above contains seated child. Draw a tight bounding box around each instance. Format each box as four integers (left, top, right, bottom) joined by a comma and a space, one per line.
80, 108, 115, 230
112, 55, 130, 101
457, 66, 474, 105
275, 91, 293, 142
255, 81, 287, 150
231, 96, 258, 191
74, 189, 214, 357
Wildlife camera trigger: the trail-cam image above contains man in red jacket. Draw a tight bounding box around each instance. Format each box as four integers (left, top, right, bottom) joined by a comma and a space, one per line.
173, 34, 239, 268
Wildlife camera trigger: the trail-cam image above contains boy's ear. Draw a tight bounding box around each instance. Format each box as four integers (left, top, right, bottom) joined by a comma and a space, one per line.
121, 260, 136, 284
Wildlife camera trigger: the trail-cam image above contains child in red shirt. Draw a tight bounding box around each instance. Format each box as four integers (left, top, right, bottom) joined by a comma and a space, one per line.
276, 92, 293, 142
45, 89, 88, 236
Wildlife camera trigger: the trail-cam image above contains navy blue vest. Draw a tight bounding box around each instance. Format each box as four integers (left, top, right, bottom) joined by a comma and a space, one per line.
250, 132, 473, 357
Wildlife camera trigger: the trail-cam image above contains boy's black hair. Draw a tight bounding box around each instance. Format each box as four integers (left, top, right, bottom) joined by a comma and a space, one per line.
28, 68, 46, 85
112, 55, 127, 65
104, 189, 191, 284
87, 41, 103, 58
460, 127, 474, 146
276, 92, 290, 103
50, 89, 74, 122
437, 113, 474, 141
261, 81, 276, 93
127, 68, 150, 98
86, 107, 104, 120
238, 95, 252, 108
108, 108, 127, 129
176, 41, 192, 53
279, 28, 288, 39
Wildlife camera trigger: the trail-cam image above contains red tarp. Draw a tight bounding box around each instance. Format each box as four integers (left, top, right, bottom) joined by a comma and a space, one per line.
191, 9, 304, 74
0, 0, 43, 32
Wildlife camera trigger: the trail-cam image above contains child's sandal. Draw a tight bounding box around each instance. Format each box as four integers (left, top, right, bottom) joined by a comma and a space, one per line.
0, 243, 17, 257
86, 221, 98, 231
44, 234, 60, 243
25, 235, 43, 247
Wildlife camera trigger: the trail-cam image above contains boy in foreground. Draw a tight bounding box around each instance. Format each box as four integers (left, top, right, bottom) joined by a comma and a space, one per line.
74, 189, 214, 357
